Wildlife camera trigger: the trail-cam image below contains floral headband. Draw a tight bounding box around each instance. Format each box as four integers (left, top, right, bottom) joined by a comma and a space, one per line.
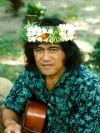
18, 22, 76, 43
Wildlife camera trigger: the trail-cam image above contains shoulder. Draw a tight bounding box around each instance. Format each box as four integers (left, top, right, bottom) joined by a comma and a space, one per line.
74, 65, 100, 90
71, 65, 100, 104
65, 64, 100, 85
69, 65, 100, 94
19, 70, 35, 77
79, 64, 100, 82
76, 65, 100, 97
17, 69, 40, 79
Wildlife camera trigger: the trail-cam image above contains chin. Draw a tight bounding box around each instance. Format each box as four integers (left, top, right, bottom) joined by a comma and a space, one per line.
41, 71, 55, 76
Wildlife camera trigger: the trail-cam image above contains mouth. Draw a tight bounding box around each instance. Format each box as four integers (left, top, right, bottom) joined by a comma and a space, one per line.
41, 64, 53, 69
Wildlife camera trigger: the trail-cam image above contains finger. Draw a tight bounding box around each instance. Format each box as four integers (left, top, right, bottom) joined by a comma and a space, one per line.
16, 131, 21, 133
15, 127, 21, 133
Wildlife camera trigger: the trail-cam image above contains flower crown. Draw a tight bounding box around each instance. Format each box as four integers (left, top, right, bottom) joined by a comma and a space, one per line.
18, 22, 76, 43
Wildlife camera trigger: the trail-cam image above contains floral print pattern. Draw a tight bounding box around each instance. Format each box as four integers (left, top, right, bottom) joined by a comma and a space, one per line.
4, 65, 100, 133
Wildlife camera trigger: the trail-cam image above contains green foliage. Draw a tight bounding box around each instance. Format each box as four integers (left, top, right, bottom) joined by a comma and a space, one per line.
0, 33, 22, 58
7, 0, 24, 16
18, 25, 27, 43
0, 0, 7, 7
85, 38, 100, 75
23, 2, 46, 24
0, 64, 24, 83
0, 33, 24, 82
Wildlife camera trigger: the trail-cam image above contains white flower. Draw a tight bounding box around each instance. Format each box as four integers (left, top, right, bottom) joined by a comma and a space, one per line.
26, 32, 32, 38
59, 31, 65, 37
22, 22, 76, 43
28, 36, 36, 42
37, 37, 42, 42
32, 37, 37, 42
27, 26, 35, 37
48, 28, 53, 34
27, 26, 34, 32
66, 23, 75, 30
59, 24, 67, 31
28, 37, 32, 42
35, 27, 42, 36
42, 28, 47, 33
58, 23, 75, 41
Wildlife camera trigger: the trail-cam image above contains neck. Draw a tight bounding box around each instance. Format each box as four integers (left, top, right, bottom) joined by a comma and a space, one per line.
45, 66, 66, 91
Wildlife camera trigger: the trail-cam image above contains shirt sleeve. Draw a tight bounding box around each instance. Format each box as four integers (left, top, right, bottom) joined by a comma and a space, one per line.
70, 70, 100, 133
4, 70, 33, 114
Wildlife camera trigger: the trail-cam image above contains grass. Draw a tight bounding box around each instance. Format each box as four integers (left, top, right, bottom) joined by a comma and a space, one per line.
0, 64, 24, 83
0, 32, 24, 83
0, 33, 21, 56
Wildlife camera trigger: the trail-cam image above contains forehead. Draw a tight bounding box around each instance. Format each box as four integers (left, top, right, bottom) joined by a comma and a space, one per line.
37, 43, 61, 48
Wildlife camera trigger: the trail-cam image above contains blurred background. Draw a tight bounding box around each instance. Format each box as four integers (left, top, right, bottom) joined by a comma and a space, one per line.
0, 0, 100, 82
0, 0, 100, 132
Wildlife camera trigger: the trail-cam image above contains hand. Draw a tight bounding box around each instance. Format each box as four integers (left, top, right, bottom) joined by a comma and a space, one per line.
4, 121, 21, 133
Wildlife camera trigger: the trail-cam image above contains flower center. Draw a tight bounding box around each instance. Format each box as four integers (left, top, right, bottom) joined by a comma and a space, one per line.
41, 33, 48, 40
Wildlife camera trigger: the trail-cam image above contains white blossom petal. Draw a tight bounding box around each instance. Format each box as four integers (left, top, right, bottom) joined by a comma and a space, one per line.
48, 29, 53, 34
23, 23, 76, 43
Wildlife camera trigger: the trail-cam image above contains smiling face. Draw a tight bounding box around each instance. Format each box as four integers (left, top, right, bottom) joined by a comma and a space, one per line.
33, 43, 66, 78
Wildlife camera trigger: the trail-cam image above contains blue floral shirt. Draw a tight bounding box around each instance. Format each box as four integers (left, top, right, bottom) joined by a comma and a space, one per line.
4, 65, 100, 133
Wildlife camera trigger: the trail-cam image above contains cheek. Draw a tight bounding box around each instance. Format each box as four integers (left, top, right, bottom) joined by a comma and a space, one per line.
34, 56, 40, 63
56, 53, 66, 63
34, 51, 40, 59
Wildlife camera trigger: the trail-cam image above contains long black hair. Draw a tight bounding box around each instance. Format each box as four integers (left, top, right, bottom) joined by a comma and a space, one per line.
24, 18, 83, 71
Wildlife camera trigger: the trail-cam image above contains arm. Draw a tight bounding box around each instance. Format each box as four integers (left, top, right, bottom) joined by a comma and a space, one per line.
2, 70, 34, 133
2, 107, 21, 133
71, 77, 100, 132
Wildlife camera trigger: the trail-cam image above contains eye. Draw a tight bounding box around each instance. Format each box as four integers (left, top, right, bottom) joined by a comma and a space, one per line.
50, 48, 59, 52
34, 48, 43, 53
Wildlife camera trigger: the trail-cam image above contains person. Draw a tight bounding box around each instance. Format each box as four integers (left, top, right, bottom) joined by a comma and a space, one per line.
1, 17, 100, 133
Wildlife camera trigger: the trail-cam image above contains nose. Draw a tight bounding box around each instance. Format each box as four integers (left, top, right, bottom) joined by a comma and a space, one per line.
42, 50, 51, 61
